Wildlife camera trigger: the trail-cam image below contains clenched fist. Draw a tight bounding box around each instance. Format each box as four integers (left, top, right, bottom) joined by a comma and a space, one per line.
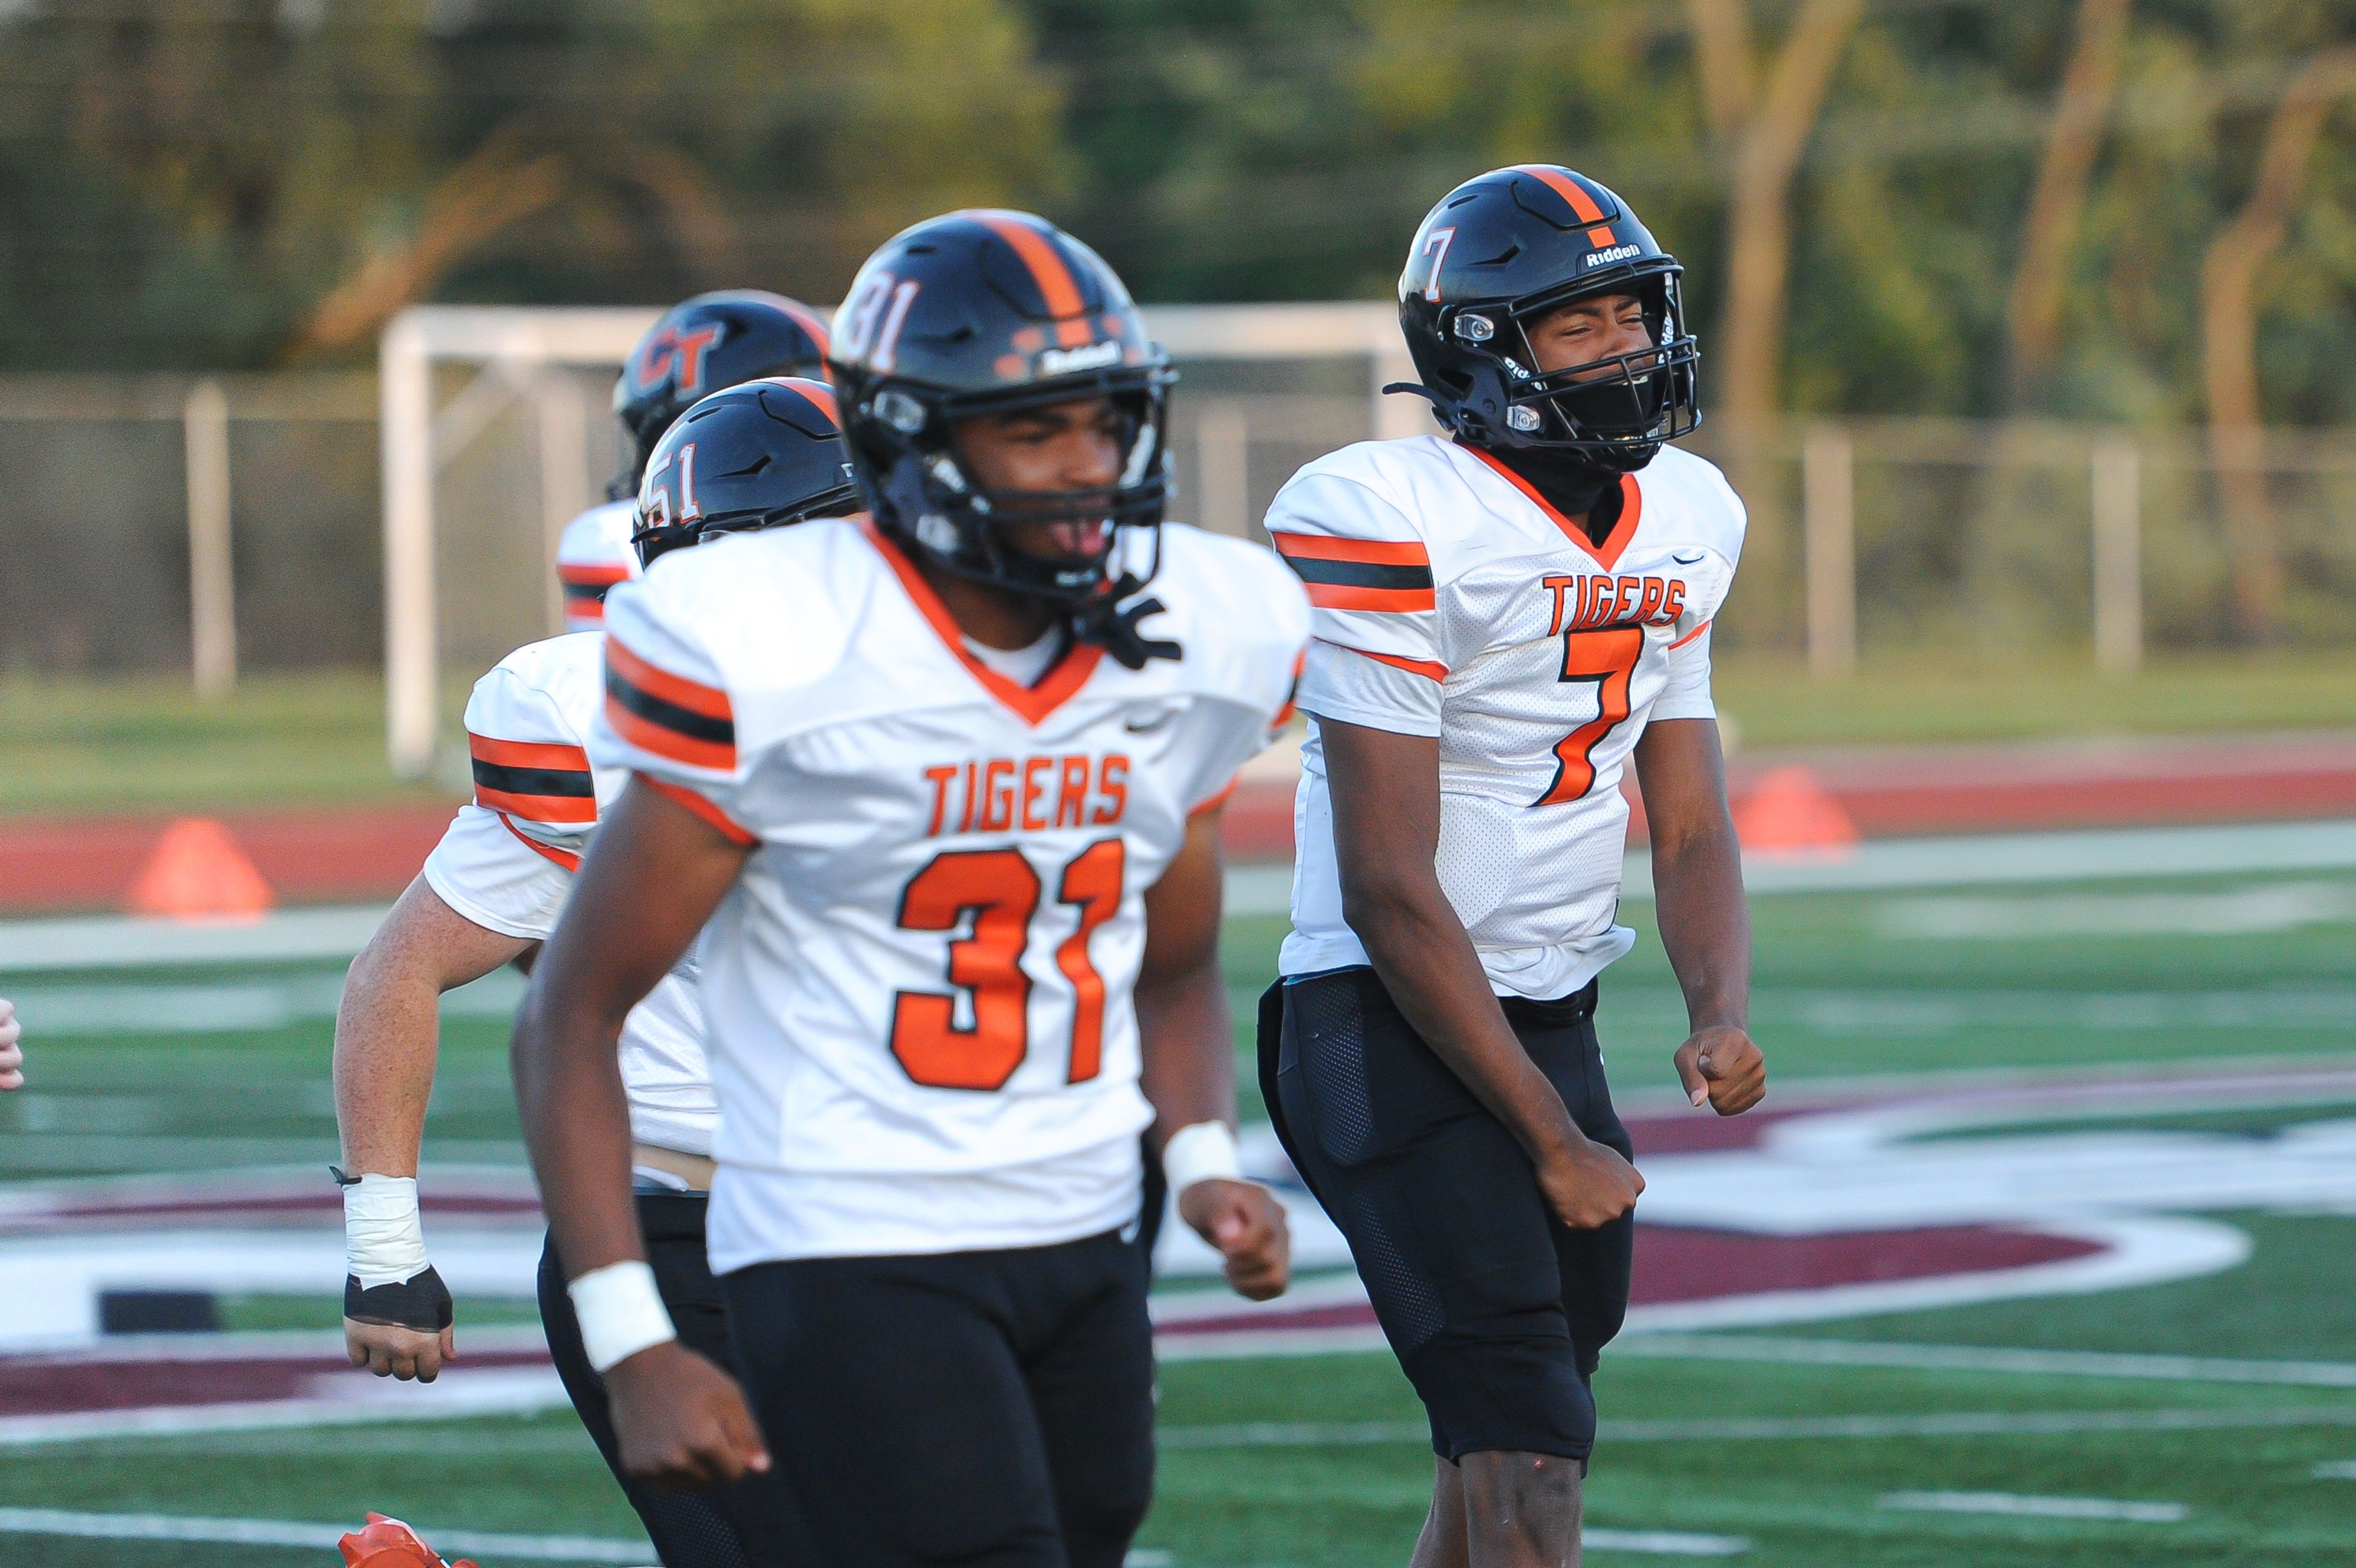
1177, 1178, 1292, 1301
1674, 1025, 1766, 1116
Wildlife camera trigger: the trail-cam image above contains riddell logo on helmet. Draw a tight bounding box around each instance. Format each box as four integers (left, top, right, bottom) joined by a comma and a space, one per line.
1583, 244, 1642, 268
1037, 340, 1124, 375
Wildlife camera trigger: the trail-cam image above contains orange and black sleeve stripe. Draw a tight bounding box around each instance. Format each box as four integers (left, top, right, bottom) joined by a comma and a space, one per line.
604, 637, 738, 771
560, 563, 631, 622
470, 734, 596, 824
1269, 533, 1436, 613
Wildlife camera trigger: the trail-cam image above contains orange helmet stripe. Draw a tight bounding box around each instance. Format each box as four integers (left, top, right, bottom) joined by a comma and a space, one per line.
1511, 164, 1619, 248
758, 375, 839, 427
971, 213, 1095, 347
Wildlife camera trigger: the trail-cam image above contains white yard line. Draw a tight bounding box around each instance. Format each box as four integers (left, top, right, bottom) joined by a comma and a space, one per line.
4, 969, 522, 1035
1160, 1404, 2356, 1450
0, 1509, 1184, 1567
0, 905, 393, 971
1615, 1334, 2356, 1389
1878, 1490, 2188, 1523
1685, 818, 2356, 896
1580, 1529, 1750, 1556
0, 1506, 653, 1563
9, 819, 2353, 967
2312, 1459, 2356, 1479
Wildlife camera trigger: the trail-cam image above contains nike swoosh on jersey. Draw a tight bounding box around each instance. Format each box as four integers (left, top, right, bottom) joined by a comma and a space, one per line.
1672, 550, 1706, 564
1123, 708, 1180, 734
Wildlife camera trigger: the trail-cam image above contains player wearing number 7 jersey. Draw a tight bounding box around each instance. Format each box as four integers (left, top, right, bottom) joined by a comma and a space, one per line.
514, 210, 1311, 1568
1261, 165, 1768, 1567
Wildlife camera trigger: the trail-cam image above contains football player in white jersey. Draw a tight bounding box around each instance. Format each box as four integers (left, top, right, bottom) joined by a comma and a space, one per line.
0, 997, 21, 1091
556, 291, 833, 632
1261, 165, 1769, 1567
332, 379, 855, 1568
512, 210, 1311, 1568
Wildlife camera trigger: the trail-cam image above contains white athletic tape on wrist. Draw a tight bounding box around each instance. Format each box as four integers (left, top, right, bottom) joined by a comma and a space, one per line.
1162, 1121, 1244, 1197
342, 1174, 431, 1289
568, 1260, 677, 1374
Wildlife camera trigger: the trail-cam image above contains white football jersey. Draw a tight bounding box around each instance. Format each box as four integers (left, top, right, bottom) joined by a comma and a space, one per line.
1269, 435, 1744, 1001
555, 500, 642, 631
421, 632, 718, 1157
592, 517, 1310, 1269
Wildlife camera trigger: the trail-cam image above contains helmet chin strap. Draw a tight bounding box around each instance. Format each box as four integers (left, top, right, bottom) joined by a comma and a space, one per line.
1075, 582, 1182, 670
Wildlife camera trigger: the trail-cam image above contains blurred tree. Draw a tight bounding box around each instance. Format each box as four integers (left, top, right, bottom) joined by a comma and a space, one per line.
0, 0, 1063, 367
1684, 0, 1868, 445
2201, 45, 2356, 643
0, 0, 437, 367
2006, 0, 2133, 411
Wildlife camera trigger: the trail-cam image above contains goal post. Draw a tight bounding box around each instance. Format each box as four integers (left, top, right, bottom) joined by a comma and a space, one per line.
380, 301, 1417, 778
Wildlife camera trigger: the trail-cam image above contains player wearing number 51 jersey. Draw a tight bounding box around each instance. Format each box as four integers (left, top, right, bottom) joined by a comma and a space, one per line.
335, 377, 855, 1568
1263, 166, 1769, 1568
515, 210, 1311, 1568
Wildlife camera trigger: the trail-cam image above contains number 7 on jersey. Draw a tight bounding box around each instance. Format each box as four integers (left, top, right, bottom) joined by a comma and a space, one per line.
1533, 624, 1645, 807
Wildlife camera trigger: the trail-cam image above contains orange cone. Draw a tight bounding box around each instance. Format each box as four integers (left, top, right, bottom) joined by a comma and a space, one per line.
124, 817, 276, 920
1732, 766, 1859, 859
338, 1513, 479, 1568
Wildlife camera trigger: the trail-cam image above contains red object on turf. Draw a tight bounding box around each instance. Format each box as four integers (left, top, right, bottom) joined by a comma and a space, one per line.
123, 817, 277, 920
337, 1512, 480, 1568
1731, 765, 1859, 856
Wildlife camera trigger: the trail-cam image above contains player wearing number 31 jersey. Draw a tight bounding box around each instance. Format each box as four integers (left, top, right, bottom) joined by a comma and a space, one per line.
515, 210, 1310, 1568
596, 511, 1304, 1262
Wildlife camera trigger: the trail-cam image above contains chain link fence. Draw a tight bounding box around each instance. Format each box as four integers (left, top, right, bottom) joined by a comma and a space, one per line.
2, 370, 2349, 683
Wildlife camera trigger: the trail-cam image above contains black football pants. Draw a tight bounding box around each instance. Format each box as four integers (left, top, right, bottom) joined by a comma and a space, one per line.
537, 1191, 818, 1568
1261, 968, 1635, 1464
722, 1228, 1157, 1568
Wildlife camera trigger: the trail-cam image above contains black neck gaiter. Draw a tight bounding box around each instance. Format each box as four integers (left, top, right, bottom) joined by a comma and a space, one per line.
1474, 441, 1623, 545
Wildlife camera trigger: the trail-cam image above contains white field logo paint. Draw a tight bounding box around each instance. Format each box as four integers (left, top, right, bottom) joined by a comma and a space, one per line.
5, 1061, 2355, 1440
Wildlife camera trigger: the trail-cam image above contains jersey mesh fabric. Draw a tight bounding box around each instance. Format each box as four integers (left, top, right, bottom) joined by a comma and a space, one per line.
592, 518, 1311, 1267
1271, 436, 1744, 1000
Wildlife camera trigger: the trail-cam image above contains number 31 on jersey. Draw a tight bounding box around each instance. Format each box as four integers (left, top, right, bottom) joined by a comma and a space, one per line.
891, 840, 1125, 1091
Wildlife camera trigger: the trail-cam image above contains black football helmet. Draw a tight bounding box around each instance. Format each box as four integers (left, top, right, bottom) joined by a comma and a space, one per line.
827, 209, 1174, 614
611, 290, 832, 498
1396, 164, 1700, 470
632, 377, 858, 568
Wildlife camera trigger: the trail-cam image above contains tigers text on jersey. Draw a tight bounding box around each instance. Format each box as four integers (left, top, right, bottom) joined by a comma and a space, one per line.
421, 631, 717, 1156
1269, 435, 1745, 1001
556, 500, 642, 630
592, 518, 1309, 1270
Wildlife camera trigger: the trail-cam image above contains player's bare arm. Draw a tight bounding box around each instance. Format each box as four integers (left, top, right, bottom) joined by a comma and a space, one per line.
1634, 719, 1765, 1116
332, 877, 533, 1381
1136, 804, 1292, 1301
1320, 717, 1642, 1230
510, 778, 768, 1491
0, 997, 21, 1091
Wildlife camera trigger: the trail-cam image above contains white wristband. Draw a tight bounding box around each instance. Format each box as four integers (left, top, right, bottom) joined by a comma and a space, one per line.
342, 1174, 430, 1288
1162, 1121, 1244, 1197
568, 1260, 677, 1374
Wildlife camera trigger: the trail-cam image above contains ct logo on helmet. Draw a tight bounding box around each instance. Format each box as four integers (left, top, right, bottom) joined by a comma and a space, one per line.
634, 323, 722, 394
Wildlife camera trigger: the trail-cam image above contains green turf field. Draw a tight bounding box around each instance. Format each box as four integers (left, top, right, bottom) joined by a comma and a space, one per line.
6, 652, 2352, 817
4, 859, 2355, 1566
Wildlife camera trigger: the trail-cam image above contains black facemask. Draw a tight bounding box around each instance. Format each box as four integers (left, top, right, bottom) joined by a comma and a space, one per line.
1472, 440, 1624, 544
